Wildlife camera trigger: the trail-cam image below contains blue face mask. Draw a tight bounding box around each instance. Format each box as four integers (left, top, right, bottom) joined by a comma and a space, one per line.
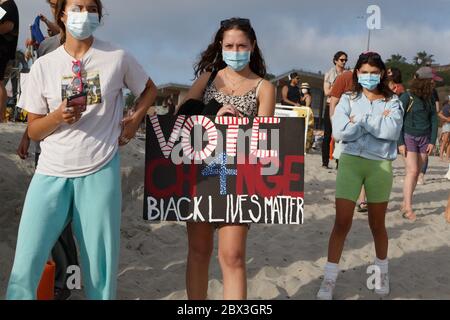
358, 73, 381, 90
222, 51, 251, 72
67, 11, 100, 40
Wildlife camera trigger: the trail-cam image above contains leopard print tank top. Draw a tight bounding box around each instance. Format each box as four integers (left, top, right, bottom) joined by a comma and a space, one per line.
203, 79, 264, 117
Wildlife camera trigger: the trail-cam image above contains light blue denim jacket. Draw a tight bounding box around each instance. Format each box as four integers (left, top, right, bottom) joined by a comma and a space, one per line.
332, 93, 404, 161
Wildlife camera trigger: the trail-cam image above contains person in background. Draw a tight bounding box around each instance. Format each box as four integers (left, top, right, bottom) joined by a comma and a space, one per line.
329, 70, 353, 117
23, 0, 61, 62
417, 72, 442, 185
439, 96, 450, 178
387, 67, 405, 96
281, 72, 301, 106
18, 0, 62, 163
444, 192, 450, 224
39, 0, 60, 37
398, 67, 438, 222
300, 82, 311, 107
300, 82, 314, 153
166, 96, 176, 115
322, 51, 348, 169
0, 0, 19, 122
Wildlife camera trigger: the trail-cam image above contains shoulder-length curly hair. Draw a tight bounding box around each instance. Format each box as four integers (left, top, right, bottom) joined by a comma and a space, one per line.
409, 78, 434, 100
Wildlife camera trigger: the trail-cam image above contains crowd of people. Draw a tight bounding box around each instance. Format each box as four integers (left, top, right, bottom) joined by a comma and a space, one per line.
1, 0, 449, 301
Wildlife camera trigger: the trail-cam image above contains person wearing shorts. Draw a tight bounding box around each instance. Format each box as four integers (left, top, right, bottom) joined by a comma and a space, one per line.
398, 67, 438, 222
336, 154, 393, 204
317, 52, 403, 300
404, 134, 430, 154
438, 99, 450, 162
329, 70, 368, 212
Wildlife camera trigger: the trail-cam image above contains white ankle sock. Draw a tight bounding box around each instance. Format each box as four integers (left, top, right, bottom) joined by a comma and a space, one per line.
324, 262, 339, 281
375, 258, 389, 274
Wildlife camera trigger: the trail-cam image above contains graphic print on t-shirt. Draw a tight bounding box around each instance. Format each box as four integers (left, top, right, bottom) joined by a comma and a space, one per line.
61, 71, 102, 105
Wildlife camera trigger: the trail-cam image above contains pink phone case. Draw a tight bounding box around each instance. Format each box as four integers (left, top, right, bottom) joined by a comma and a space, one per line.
68, 95, 87, 112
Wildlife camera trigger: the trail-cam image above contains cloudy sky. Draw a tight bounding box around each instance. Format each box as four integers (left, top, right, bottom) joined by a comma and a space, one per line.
15, 0, 450, 85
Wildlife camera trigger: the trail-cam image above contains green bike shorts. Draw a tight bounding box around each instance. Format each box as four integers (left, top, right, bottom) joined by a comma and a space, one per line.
336, 153, 394, 203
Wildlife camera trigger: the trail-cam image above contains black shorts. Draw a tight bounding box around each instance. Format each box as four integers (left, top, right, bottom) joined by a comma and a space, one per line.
0, 58, 12, 81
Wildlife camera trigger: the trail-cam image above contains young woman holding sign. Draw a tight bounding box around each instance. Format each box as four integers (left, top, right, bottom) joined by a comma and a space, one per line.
317, 52, 403, 300
7, 0, 157, 300
181, 18, 275, 300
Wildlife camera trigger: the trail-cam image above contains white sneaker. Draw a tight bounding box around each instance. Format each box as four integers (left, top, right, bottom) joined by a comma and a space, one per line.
374, 272, 390, 296
417, 174, 425, 185
445, 169, 450, 180
317, 278, 336, 300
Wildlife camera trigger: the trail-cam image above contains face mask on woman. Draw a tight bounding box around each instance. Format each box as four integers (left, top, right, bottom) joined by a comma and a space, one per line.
302, 89, 308, 94
358, 73, 381, 90
222, 51, 251, 72
66, 11, 100, 40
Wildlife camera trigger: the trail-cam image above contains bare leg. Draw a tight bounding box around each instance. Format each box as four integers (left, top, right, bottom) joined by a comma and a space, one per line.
446, 141, 450, 162
218, 225, 248, 300
445, 193, 450, 224
186, 222, 214, 300
440, 133, 448, 160
402, 152, 422, 220
357, 187, 367, 211
368, 203, 389, 259
0, 80, 7, 122
400, 153, 407, 210
327, 199, 356, 263
358, 187, 366, 203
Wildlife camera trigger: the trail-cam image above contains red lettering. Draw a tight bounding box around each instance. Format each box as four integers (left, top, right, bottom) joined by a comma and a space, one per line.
146, 158, 197, 197
236, 155, 304, 197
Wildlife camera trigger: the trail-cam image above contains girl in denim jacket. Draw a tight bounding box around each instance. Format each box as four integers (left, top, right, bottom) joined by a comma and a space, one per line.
317, 52, 404, 300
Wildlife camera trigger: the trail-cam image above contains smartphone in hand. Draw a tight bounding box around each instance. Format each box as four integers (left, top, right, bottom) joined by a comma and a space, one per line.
67, 92, 88, 113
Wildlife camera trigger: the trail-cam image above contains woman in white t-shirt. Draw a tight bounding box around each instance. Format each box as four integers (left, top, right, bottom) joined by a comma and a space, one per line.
6, 0, 157, 300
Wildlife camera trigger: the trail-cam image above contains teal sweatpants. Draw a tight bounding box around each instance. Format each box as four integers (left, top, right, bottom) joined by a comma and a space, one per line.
6, 153, 121, 300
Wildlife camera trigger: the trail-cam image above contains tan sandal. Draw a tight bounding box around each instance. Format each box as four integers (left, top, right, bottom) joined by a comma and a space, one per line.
357, 202, 368, 213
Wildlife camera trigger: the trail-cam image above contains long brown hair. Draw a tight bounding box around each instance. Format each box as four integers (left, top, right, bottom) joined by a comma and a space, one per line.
194, 18, 267, 79
409, 78, 434, 101
55, 0, 103, 44
351, 52, 394, 100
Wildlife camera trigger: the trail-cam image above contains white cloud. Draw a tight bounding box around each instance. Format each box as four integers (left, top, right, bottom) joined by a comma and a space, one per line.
14, 0, 450, 85
263, 21, 450, 77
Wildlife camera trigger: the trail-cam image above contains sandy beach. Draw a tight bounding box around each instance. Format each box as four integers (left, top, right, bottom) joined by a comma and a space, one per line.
1, 122, 449, 300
